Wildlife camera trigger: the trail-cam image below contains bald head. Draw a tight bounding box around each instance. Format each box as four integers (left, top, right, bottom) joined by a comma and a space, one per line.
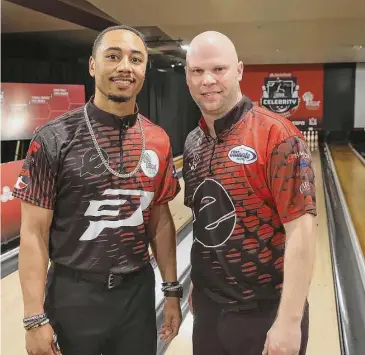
185, 31, 243, 121
186, 31, 238, 65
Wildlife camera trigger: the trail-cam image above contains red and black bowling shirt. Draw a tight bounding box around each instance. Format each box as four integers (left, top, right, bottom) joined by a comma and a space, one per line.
183, 96, 316, 305
13, 97, 180, 274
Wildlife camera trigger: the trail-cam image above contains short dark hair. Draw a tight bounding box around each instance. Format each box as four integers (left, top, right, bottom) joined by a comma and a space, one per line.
92, 25, 148, 57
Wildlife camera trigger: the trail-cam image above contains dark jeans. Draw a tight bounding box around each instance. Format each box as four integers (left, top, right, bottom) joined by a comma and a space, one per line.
192, 288, 309, 355
44, 263, 156, 355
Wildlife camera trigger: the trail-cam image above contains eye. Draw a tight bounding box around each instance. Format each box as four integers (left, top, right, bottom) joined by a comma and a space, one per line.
131, 57, 142, 64
106, 54, 118, 60
215, 67, 225, 73
192, 69, 203, 74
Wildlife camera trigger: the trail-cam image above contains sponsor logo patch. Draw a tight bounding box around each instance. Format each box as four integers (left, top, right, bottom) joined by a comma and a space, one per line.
228, 145, 258, 165
141, 150, 159, 178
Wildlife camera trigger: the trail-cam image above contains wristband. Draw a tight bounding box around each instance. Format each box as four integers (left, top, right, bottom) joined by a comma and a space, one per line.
164, 289, 183, 298
162, 281, 183, 298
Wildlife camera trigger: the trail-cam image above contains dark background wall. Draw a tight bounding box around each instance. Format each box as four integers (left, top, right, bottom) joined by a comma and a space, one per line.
323, 63, 357, 131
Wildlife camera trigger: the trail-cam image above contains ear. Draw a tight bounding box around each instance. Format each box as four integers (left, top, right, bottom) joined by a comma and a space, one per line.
237, 61, 244, 81
89, 56, 95, 77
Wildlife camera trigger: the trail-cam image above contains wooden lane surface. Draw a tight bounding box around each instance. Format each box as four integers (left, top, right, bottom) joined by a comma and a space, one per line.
1, 177, 192, 355
165, 151, 341, 355
330, 144, 365, 257
306, 150, 341, 355
173, 155, 183, 171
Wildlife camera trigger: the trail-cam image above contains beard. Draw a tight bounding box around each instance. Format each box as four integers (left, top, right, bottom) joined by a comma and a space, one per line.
96, 83, 132, 103
107, 94, 131, 103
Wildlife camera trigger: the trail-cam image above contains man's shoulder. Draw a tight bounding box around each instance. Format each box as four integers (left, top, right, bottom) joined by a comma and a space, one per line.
250, 106, 303, 148
139, 114, 170, 141
184, 126, 202, 149
252, 106, 300, 135
249, 106, 305, 158
34, 106, 84, 141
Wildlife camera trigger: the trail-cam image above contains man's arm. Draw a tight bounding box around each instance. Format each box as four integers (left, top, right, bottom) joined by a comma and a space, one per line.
276, 213, 316, 323
148, 203, 177, 282
149, 203, 181, 343
263, 134, 317, 354
18, 202, 53, 318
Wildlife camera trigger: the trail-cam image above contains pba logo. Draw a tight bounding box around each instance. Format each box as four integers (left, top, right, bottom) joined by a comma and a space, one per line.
261, 74, 300, 117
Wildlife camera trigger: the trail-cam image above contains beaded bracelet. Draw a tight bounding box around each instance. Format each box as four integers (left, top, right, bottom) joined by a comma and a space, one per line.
24, 318, 50, 331
23, 313, 49, 331
23, 313, 47, 324
162, 281, 180, 286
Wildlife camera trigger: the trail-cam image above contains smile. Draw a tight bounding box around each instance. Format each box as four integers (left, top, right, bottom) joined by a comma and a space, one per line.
111, 79, 135, 89
113, 79, 133, 84
202, 92, 221, 96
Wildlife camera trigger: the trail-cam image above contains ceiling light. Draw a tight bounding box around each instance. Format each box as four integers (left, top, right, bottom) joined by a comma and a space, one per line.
353, 45, 363, 50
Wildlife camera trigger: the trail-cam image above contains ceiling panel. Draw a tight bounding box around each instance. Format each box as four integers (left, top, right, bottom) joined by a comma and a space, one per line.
1, 1, 85, 33
86, 0, 365, 25
86, 0, 365, 64
2, 0, 364, 65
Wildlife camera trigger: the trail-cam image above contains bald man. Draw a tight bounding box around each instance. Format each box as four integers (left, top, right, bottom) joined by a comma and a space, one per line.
182, 31, 316, 355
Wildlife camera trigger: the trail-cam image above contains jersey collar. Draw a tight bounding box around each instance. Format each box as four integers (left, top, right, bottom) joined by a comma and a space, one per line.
86, 95, 139, 129
198, 96, 253, 137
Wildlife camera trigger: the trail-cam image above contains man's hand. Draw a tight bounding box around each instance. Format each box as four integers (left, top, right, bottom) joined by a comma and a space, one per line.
159, 297, 182, 344
25, 323, 61, 355
262, 318, 301, 355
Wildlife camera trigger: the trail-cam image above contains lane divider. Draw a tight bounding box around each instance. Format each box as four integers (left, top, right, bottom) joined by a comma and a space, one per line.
324, 143, 365, 288
349, 142, 365, 167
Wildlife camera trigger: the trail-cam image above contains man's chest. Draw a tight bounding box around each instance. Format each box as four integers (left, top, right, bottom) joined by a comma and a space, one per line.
184, 134, 267, 207
52, 126, 172, 225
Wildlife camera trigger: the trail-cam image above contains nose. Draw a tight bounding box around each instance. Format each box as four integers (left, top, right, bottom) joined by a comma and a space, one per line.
202, 72, 216, 86
116, 56, 132, 72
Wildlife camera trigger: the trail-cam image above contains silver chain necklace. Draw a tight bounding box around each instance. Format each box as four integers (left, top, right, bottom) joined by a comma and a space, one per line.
83, 105, 146, 178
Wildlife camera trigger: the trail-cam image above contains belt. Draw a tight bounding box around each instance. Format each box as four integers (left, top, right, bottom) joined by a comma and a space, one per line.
52, 263, 147, 290
221, 299, 280, 314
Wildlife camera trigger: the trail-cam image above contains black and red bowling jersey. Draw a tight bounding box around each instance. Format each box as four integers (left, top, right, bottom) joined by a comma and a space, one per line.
183, 96, 316, 305
13, 97, 180, 273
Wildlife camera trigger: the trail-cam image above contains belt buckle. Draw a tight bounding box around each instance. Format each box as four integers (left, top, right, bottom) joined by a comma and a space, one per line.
107, 273, 115, 289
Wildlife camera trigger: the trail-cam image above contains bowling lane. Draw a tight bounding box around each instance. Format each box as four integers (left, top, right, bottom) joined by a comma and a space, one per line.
306, 150, 341, 355
164, 151, 341, 355
330, 144, 365, 257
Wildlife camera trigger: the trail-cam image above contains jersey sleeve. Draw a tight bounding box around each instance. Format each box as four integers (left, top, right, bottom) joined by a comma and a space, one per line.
12, 132, 57, 210
267, 135, 317, 224
153, 144, 181, 205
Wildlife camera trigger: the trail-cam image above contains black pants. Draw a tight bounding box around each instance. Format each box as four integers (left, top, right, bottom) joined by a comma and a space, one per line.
44, 263, 157, 355
192, 288, 309, 355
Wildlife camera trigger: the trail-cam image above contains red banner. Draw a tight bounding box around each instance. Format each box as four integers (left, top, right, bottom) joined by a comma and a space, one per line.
1, 83, 85, 140
1, 159, 24, 244
240, 64, 324, 130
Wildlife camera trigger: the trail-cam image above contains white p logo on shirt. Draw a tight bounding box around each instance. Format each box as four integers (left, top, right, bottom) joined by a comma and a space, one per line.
79, 189, 154, 241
